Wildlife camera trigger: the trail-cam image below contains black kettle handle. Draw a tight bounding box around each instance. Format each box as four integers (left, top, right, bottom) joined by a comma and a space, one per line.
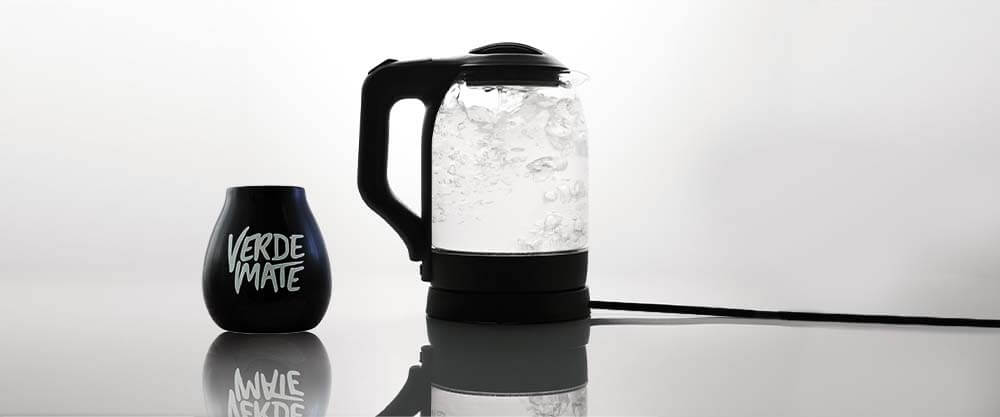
358, 58, 460, 262
376, 365, 429, 416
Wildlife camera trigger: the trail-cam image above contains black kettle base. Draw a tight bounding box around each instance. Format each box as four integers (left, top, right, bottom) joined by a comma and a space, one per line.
426, 287, 590, 324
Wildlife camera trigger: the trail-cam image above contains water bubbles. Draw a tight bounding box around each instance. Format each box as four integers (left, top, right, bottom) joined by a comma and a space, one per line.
432, 108, 468, 138
521, 110, 551, 140
553, 99, 577, 120
525, 156, 568, 182
517, 237, 542, 251
570, 180, 587, 199
466, 105, 496, 124
431, 81, 588, 252
526, 393, 572, 416
476, 145, 507, 165
542, 180, 587, 204
526, 156, 567, 173
431, 203, 447, 223
498, 86, 528, 113
544, 213, 563, 231
541, 97, 587, 157
545, 118, 572, 138
506, 154, 526, 164
440, 83, 463, 110
535, 96, 557, 108
556, 184, 571, 202
516, 212, 587, 252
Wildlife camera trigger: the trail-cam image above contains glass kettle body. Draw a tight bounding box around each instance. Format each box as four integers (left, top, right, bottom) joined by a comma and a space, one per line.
358, 43, 590, 323
431, 77, 588, 254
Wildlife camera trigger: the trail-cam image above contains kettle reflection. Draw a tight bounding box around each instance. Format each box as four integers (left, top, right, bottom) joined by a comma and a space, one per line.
381, 318, 589, 416
203, 332, 331, 417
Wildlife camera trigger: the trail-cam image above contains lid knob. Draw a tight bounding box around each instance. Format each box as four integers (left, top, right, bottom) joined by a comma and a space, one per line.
469, 42, 544, 55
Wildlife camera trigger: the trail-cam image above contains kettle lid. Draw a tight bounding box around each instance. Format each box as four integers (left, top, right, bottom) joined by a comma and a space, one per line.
460, 42, 567, 70
458, 42, 568, 85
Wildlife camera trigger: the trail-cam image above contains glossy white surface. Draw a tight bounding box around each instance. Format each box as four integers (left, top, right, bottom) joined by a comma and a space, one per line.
2, 278, 999, 416
3, 3, 1000, 415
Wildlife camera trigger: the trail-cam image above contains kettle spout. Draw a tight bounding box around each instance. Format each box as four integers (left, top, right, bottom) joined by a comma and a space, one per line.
560, 70, 589, 87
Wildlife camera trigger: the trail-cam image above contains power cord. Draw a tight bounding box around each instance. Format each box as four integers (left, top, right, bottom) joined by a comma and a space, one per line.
590, 300, 1000, 328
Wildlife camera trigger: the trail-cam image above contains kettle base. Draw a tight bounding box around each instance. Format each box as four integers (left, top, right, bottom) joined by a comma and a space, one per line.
426, 287, 590, 324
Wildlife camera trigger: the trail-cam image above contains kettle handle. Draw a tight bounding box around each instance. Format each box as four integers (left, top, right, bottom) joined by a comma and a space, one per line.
376, 365, 428, 416
358, 58, 460, 262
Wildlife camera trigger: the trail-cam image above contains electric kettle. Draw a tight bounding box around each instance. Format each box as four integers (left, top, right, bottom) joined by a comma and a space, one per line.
359, 43, 590, 323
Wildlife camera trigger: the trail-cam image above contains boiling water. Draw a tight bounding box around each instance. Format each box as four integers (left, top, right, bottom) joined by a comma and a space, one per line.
431, 81, 588, 253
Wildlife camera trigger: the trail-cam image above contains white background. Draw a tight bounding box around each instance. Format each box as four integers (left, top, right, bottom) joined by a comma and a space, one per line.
3, 0, 1000, 318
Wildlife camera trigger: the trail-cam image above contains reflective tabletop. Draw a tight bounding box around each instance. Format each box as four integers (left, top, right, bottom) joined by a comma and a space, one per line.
3, 279, 1000, 416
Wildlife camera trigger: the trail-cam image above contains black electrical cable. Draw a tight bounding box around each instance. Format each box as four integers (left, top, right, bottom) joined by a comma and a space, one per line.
589, 300, 1000, 328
